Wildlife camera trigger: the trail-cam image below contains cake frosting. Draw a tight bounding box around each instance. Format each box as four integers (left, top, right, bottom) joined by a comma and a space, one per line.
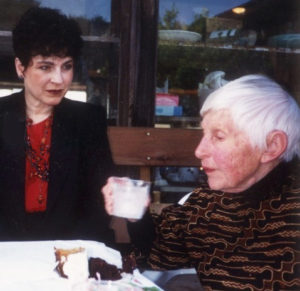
54, 247, 89, 282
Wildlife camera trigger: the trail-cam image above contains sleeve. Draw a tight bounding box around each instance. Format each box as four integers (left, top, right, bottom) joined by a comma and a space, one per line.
77, 104, 115, 244
127, 210, 156, 256
147, 203, 192, 270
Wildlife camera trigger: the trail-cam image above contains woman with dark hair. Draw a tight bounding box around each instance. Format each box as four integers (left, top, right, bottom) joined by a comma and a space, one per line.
0, 7, 114, 242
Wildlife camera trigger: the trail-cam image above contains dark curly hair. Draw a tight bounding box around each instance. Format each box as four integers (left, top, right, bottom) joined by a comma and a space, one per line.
12, 7, 83, 68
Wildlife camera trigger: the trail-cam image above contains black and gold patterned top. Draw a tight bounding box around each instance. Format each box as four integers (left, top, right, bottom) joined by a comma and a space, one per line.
148, 160, 300, 290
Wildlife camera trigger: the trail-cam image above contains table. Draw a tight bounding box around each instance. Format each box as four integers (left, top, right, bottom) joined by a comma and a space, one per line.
0, 240, 162, 291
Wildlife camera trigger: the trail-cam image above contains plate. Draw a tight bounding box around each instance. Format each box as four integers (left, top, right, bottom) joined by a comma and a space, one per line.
86, 280, 144, 291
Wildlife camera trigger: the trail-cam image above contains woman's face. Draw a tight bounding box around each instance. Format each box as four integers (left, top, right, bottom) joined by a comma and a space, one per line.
195, 109, 264, 193
16, 55, 74, 108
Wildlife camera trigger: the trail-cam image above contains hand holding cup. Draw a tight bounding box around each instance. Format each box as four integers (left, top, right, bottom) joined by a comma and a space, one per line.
102, 177, 150, 220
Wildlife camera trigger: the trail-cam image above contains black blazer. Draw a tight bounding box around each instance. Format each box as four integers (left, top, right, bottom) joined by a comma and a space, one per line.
0, 91, 114, 242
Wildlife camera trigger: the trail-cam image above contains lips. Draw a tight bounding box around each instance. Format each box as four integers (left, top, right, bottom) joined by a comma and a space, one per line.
47, 89, 64, 95
202, 166, 215, 174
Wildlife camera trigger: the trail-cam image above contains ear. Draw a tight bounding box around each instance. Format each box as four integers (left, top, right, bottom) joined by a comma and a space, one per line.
15, 57, 25, 79
261, 130, 287, 163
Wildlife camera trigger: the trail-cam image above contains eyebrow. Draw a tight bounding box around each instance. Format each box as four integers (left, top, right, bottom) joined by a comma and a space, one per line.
36, 60, 53, 65
63, 59, 74, 64
36, 59, 73, 66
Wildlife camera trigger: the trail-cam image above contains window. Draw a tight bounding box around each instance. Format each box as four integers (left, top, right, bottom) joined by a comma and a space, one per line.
155, 0, 300, 128
0, 0, 119, 120
154, 0, 300, 202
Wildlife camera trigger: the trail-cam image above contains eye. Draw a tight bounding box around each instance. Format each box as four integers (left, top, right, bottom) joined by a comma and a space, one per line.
39, 65, 51, 71
63, 63, 73, 71
213, 131, 226, 141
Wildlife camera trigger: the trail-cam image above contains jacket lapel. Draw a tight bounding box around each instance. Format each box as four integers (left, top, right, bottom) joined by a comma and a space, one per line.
46, 99, 77, 213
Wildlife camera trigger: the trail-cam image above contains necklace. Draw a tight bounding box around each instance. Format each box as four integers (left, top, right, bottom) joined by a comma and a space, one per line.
25, 114, 53, 205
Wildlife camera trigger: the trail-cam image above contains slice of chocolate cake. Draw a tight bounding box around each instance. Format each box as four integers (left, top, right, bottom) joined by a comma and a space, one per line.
55, 246, 138, 283
88, 257, 122, 280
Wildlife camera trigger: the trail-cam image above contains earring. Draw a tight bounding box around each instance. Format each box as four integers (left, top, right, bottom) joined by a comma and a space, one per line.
18, 75, 24, 80
199, 162, 203, 171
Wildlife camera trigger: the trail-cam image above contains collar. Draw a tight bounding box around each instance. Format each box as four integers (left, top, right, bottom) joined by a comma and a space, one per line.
240, 158, 298, 207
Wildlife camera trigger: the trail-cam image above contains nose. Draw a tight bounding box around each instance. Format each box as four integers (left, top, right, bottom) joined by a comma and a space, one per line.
194, 136, 208, 160
51, 68, 63, 84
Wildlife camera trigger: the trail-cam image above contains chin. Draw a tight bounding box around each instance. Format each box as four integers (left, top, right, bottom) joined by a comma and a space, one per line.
207, 179, 225, 191
46, 97, 64, 106
207, 182, 220, 191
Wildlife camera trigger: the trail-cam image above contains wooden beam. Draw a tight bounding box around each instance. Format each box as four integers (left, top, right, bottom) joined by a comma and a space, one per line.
111, 0, 158, 126
108, 126, 201, 167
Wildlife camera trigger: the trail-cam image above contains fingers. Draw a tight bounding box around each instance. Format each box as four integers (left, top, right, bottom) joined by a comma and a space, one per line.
101, 179, 114, 215
145, 196, 151, 207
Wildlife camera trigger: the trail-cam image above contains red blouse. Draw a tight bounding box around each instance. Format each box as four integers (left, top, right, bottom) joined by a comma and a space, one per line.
25, 115, 52, 213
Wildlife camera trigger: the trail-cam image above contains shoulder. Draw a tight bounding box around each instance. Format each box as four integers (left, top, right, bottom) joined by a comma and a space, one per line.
184, 184, 223, 207
272, 159, 300, 200
56, 99, 107, 129
59, 98, 106, 117
0, 91, 25, 121
0, 91, 24, 107
159, 184, 222, 221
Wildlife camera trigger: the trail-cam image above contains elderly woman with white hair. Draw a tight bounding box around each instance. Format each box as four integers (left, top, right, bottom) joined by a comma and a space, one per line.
147, 74, 300, 290
103, 74, 300, 290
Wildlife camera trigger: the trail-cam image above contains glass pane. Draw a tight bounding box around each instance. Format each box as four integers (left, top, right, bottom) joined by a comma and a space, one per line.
40, 0, 111, 36
0, 0, 118, 121
0, 0, 111, 35
155, 0, 300, 128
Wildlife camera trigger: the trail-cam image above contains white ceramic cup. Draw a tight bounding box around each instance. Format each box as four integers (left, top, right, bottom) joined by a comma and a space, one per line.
111, 177, 150, 220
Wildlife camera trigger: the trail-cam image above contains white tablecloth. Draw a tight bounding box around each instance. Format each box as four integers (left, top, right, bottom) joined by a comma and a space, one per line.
0, 240, 161, 291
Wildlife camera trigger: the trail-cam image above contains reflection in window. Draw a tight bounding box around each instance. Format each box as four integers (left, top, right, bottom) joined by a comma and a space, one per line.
159, 0, 246, 42
159, 0, 299, 50
156, 0, 300, 127
40, 0, 111, 36
0, 0, 111, 35
155, 0, 300, 203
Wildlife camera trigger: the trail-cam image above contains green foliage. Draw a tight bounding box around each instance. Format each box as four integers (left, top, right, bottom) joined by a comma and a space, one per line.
74, 15, 109, 35
188, 14, 207, 40
157, 44, 274, 90
157, 44, 274, 116
160, 3, 182, 30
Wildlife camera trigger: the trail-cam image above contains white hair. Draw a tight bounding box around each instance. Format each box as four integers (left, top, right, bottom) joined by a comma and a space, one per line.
200, 74, 300, 162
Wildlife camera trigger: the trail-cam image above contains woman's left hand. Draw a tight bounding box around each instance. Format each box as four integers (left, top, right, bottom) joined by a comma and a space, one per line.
101, 177, 114, 216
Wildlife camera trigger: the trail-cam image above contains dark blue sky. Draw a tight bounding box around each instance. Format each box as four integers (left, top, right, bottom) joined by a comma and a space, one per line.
39, 0, 111, 20
38, 0, 247, 23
